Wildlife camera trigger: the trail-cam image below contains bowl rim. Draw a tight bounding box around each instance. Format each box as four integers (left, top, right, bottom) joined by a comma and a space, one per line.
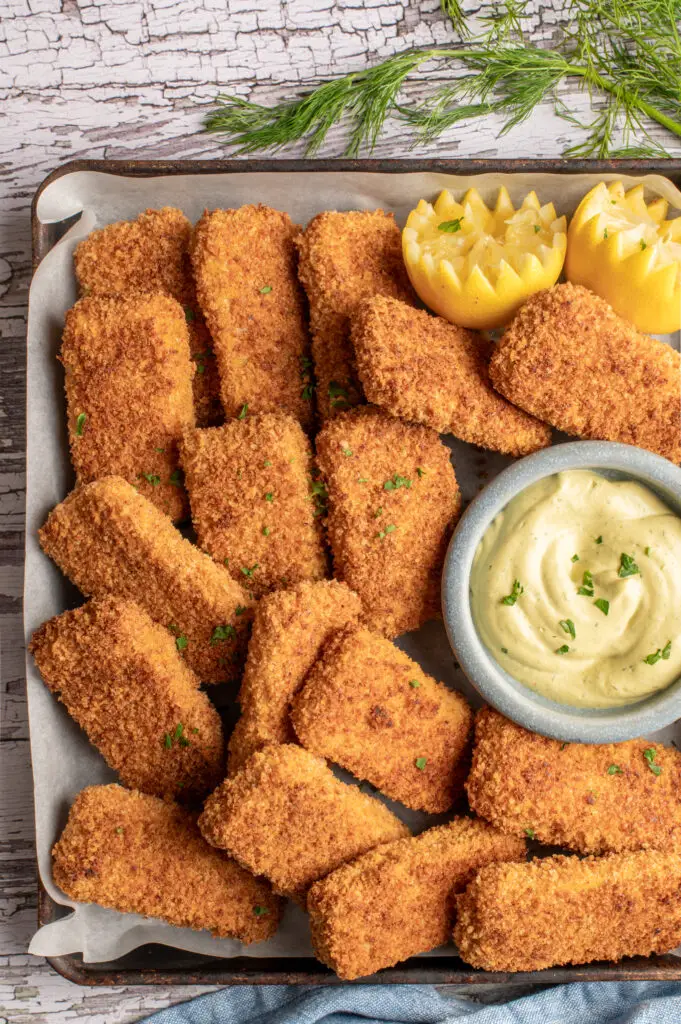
441, 440, 681, 743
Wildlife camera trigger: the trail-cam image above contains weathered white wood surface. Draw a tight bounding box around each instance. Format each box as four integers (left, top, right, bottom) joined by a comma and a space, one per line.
2, 1, 679, 1020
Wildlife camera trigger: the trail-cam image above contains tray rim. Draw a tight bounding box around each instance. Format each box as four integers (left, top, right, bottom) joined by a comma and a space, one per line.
30, 155, 681, 988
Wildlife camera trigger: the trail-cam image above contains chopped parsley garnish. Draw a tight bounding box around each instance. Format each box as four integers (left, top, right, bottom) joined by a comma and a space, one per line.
175, 635, 188, 651
409, 679, 420, 688
238, 403, 248, 419
416, 467, 426, 478
643, 640, 672, 665
618, 552, 640, 578
501, 579, 524, 606
560, 743, 568, 751
75, 412, 86, 436
374, 507, 383, 518
191, 727, 199, 734
253, 905, 269, 916
328, 380, 350, 409
310, 477, 328, 517
555, 644, 570, 655
164, 721, 190, 750
265, 492, 274, 502
342, 447, 353, 457
524, 827, 535, 839
116, 826, 124, 834
358, 477, 368, 483
384, 473, 411, 491
241, 563, 260, 578
501, 647, 509, 654
577, 570, 595, 597
533, 224, 541, 233
414, 757, 428, 770
224, 557, 230, 567
164, 733, 172, 749
594, 598, 610, 616
142, 473, 161, 487
301, 383, 314, 401
640, 239, 648, 250
438, 217, 464, 233
595, 535, 603, 544
645, 546, 651, 556
603, 228, 609, 239
571, 553, 580, 563
377, 524, 396, 540
259, 285, 272, 294
235, 605, 247, 616
155, 446, 166, 453
559, 618, 576, 640
184, 306, 195, 322
607, 764, 623, 775
264, 459, 272, 467
644, 747, 662, 775
169, 468, 183, 487
174, 723, 184, 740
210, 624, 236, 645
262, 525, 271, 536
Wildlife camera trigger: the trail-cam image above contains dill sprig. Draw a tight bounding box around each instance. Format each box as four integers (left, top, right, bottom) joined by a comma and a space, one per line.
205, 0, 681, 158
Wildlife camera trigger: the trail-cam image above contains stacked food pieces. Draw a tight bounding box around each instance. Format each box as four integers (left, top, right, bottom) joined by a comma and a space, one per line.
32, 193, 681, 975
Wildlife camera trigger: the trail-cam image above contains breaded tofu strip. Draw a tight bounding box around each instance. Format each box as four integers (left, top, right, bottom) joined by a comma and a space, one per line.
490, 283, 681, 462
30, 597, 224, 803
316, 407, 461, 636
454, 849, 681, 972
466, 707, 681, 854
38, 476, 253, 684
199, 744, 409, 901
353, 296, 551, 456
61, 294, 194, 522
296, 211, 416, 421
53, 784, 281, 942
228, 580, 362, 775
74, 206, 223, 428
191, 205, 313, 428
181, 414, 327, 597
292, 627, 472, 813
308, 817, 526, 979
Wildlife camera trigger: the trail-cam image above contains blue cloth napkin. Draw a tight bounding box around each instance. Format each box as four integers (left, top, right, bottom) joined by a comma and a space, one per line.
141, 981, 681, 1024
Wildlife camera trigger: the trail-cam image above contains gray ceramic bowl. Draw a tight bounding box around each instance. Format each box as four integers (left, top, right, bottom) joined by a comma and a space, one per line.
442, 441, 681, 743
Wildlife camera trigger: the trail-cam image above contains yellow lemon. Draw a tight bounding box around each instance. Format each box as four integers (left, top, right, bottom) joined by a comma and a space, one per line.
565, 181, 681, 334
402, 187, 567, 330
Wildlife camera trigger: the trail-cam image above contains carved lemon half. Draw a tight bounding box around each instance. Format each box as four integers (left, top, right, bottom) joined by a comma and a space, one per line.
403, 187, 567, 330
565, 181, 681, 334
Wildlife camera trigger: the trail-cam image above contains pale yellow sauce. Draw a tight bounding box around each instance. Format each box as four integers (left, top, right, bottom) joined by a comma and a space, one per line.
470, 470, 681, 708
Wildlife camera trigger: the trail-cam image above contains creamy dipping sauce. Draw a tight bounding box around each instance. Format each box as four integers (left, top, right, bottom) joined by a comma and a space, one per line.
470, 470, 681, 708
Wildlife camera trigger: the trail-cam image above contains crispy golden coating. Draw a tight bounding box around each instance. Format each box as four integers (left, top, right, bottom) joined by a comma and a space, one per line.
53, 784, 281, 942
190, 205, 313, 427
466, 707, 681, 854
199, 744, 409, 900
30, 597, 224, 803
454, 849, 681, 972
181, 414, 327, 598
295, 211, 416, 421
61, 293, 195, 522
74, 206, 222, 428
228, 580, 362, 775
291, 627, 473, 813
353, 296, 551, 456
315, 407, 461, 636
38, 476, 253, 685
490, 283, 681, 463
308, 817, 526, 979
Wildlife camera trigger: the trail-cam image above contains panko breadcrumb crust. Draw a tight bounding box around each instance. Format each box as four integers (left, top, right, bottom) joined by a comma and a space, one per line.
190, 205, 313, 428
295, 211, 416, 421
61, 293, 195, 522
52, 785, 281, 942
198, 744, 410, 901
466, 708, 681, 854
490, 282, 681, 463
291, 627, 473, 813
454, 849, 681, 972
73, 206, 223, 428
307, 817, 526, 979
315, 407, 461, 637
181, 414, 327, 598
30, 597, 224, 803
38, 476, 253, 685
228, 580, 362, 775
353, 295, 551, 456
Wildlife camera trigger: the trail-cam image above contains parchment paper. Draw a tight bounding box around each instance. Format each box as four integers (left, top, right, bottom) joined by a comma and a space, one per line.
25, 168, 681, 962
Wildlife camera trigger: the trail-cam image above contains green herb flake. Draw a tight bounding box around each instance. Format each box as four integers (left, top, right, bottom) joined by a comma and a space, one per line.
358, 477, 368, 483
571, 553, 580, 563
415, 757, 428, 770
164, 733, 172, 749
342, 447, 353, 457
328, 380, 350, 409
644, 747, 663, 776
374, 506, 383, 518
384, 473, 412, 491
594, 597, 610, 616
607, 764, 623, 775
235, 605, 246, 616
438, 217, 464, 233
174, 723, 184, 740
595, 535, 603, 544
262, 525, 271, 536
524, 827, 535, 839
265, 492, 274, 502
618, 552, 640, 578
238, 403, 248, 419
640, 239, 648, 250
301, 382, 314, 401
377, 524, 396, 540
184, 306, 195, 322
409, 679, 421, 688
211, 624, 237, 645
534, 224, 541, 233
416, 467, 426, 478
115, 826, 124, 835
259, 285, 272, 294
645, 546, 651, 556
560, 743, 568, 751
224, 557, 230, 567
603, 228, 609, 239
169, 468, 183, 487
142, 473, 161, 487
155, 446, 166, 453
253, 905, 269, 916
643, 640, 671, 665
560, 618, 576, 640
577, 569, 595, 597
555, 644, 570, 655
175, 635, 188, 652
191, 727, 200, 734
75, 412, 87, 436
501, 647, 509, 654
241, 563, 260, 578
501, 579, 524, 606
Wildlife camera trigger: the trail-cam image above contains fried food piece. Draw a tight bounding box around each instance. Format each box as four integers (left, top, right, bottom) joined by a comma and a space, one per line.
316, 407, 461, 636
38, 476, 252, 684
353, 296, 551, 456
199, 744, 409, 900
228, 580, 362, 775
53, 784, 281, 942
74, 206, 222, 427
454, 849, 681, 972
466, 707, 681, 854
308, 817, 526, 979
30, 597, 224, 803
61, 294, 194, 522
191, 205, 313, 428
181, 414, 327, 598
292, 627, 472, 813
490, 282, 681, 462
296, 211, 416, 421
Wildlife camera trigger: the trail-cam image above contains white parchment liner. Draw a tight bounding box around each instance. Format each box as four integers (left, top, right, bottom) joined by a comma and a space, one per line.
24, 169, 681, 962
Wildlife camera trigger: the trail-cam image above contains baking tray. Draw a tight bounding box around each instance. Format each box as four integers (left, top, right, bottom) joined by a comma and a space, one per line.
30, 156, 681, 987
